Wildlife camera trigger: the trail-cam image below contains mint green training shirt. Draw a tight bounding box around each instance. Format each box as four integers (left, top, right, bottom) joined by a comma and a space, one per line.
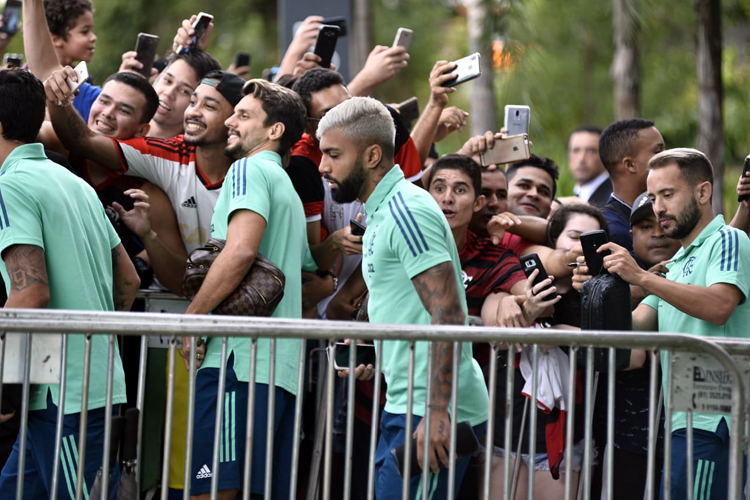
362, 166, 488, 426
0, 143, 126, 414
202, 151, 316, 395
642, 215, 750, 433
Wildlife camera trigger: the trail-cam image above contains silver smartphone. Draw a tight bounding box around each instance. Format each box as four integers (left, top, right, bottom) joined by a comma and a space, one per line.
393, 28, 413, 50
441, 52, 481, 88
504, 105, 530, 136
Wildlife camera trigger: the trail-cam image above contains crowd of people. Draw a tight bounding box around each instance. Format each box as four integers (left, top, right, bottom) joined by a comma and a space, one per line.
0, 1, 748, 500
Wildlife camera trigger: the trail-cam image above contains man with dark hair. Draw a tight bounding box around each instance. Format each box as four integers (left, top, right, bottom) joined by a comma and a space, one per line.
598, 119, 665, 251
318, 97, 488, 500
505, 154, 559, 218
0, 69, 140, 500
568, 125, 611, 208
601, 148, 750, 500
181, 79, 312, 500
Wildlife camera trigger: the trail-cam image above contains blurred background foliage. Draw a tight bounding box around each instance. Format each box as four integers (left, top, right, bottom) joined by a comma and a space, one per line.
7, 0, 749, 213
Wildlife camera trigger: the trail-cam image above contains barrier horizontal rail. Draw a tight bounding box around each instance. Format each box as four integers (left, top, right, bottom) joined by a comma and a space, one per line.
0, 308, 746, 500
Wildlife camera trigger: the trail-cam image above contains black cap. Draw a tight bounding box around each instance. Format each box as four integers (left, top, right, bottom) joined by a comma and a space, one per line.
630, 191, 653, 226
200, 70, 244, 107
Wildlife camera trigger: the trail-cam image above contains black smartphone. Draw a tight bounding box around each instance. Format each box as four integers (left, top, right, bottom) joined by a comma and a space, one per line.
326, 342, 376, 370
441, 52, 482, 88
321, 16, 348, 37
391, 421, 479, 477
520, 253, 558, 299
313, 25, 340, 69
580, 230, 610, 276
350, 219, 367, 237
0, 0, 21, 36
397, 97, 420, 124
739, 155, 750, 203
3, 53, 22, 68
134, 33, 159, 79
234, 51, 251, 69
179, 12, 213, 54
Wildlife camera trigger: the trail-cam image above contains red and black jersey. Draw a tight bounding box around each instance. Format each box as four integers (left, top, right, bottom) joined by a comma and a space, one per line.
288, 133, 325, 222
460, 230, 525, 316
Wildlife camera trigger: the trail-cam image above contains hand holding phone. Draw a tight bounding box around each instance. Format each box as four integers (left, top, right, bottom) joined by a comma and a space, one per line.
479, 134, 531, 167
234, 51, 251, 69
134, 33, 159, 79
504, 105, 531, 136
350, 219, 366, 237
520, 254, 559, 300
326, 342, 376, 370
397, 97, 419, 123
178, 13, 213, 54
313, 25, 341, 69
0, 0, 21, 36
67, 61, 89, 94
738, 155, 750, 203
440, 52, 481, 88
580, 230, 610, 276
393, 28, 413, 50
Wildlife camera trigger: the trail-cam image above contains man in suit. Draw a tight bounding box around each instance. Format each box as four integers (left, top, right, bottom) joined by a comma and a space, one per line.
568, 125, 612, 208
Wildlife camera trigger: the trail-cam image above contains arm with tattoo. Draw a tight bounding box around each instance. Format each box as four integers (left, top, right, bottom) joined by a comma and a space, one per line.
411, 260, 465, 472
111, 244, 140, 311
2, 245, 50, 309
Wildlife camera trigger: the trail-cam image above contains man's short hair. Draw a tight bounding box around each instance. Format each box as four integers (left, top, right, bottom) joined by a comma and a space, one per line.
569, 124, 602, 141
0, 70, 46, 144
44, 0, 93, 39
426, 154, 482, 199
506, 154, 560, 198
166, 50, 221, 81
102, 72, 159, 125
242, 79, 306, 156
648, 148, 714, 187
599, 119, 655, 174
317, 97, 396, 161
291, 69, 346, 115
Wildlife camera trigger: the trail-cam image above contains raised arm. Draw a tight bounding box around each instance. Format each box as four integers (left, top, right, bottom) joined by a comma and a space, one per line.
347, 45, 410, 97
2, 245, 50, 309
44, 67, 122, 170
23, 0, 63, 80
410, 61, 459, 165
111, 243, 140, 311
410, 260, 464, 473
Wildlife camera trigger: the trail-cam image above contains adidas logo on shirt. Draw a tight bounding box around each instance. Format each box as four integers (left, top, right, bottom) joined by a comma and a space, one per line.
182, 196, 197, 208
196, 464, 212, 479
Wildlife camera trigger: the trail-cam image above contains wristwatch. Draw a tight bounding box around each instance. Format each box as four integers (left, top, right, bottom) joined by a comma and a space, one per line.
322, 270, 339, 293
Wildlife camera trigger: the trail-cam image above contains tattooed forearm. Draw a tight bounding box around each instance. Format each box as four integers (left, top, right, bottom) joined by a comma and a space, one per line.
431, 340, 454, 407
411, 261, 466, 326
66, 111, 86, 141
4, 245, 49, 292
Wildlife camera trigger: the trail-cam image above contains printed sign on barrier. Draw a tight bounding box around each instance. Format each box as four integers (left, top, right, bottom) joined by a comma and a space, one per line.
671, 352, 750, 414
3, 333, 62, 384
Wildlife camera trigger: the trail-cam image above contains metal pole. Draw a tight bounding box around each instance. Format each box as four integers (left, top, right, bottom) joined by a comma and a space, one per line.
645, 351, 660, 500
483, 343, 498, 500
75, 334, 93, 500
135, 335, 148, 491
101, 334, 116, 499
343, 342, 357, 500
528, 345, 539, 500
446, 341, 461, 500
289, 340, 306, 500
663, 351, 672, 500
184, 336, 198, 499
503, 345, 516, 500
323, 339, 337, 500
160, 336, 177, 500
564, 346, 577, 500
210, 337, 229, 500
15, 333, 33, 500
366, 340, 383, 500
51, 334, 69, 500
242, 338, 258, 500
264, 339, 277, 500
606, 348, 615, 498
402, 341, 416, 500
421, 341, 434, 500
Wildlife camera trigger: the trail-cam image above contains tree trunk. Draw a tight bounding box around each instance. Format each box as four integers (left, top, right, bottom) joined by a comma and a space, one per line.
695, 0, 724, 215
349, 0, 372, 77
611, 0, 641, 119
466, 0, 497, 135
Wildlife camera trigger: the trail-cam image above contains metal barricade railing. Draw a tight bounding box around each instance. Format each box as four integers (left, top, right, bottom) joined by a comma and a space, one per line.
0, 308, 745, 500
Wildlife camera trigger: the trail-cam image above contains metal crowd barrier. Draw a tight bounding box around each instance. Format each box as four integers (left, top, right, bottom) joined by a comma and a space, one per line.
0, 307, 746, 500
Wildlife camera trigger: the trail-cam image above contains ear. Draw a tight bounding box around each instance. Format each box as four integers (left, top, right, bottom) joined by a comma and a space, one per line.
696, 180, 712, 205
134, 122, 151, 138
629, 228, 634, 238
473, 194, 486, 213
622, 157, 637, 175
363, 144, 383, 170
268, 122, 285, 142
51, 34, 65, 48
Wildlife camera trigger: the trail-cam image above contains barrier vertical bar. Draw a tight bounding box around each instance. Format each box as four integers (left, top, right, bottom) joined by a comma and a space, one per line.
136, 335, 148, 492
401, 341, 416, 500
184, 337, 199, 499
645, 351, 659, 500
686, 412, 694, 500
0, 333, 5, 442
343, 342, 357, 500
15, 333, 33, 500
582, 347, 594, 500
100, 334, 116, 499
528, 344, 539, 500
564, 346, 577, 500
663, 351, 672, 500
366, 339, 384, 500
75, 333, 93, 500
289, 340, 306, 500
242, 338, 258, 500
482, 342, 498, 500
504, 345, 516, 500
323, 339, 337, 500
264, 339, 277, 500
605, 348, 615, 498
421, 341, 434, 500
446, 341, 461, 500
210, 337, 229, 500
51, 334, 68, 500
160, 336, 177, 500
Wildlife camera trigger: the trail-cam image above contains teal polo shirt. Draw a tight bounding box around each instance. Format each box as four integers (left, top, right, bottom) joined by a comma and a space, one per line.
201, 151, 316, 396
642, 215, 750, 433
362, 166, 487, 425
0, 143, 126, 414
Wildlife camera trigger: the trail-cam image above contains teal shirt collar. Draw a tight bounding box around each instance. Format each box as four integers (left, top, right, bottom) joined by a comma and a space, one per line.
364, 165, 404, 215
0, 143, 47, 174
671, 215, 726, 263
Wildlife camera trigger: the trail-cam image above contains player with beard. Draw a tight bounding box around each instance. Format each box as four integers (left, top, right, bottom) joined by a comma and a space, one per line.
181, 79, 312, 500
318, 97, 488, 500
596, 148, 750, 500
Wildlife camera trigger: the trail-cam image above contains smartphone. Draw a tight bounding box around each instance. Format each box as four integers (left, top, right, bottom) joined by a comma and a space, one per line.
321, 16, 348, 37
3, 53, 22, 68
479, 134, 531, 167
397, 97, 419, 124
326, 342, 376, 370
391, 421, 479, 477
393, 28, 413, 50
134, 33, 159, 79
350, 219, 367, 237
179, 12, 213, 54
0, 0, 21, 36
67, 61, 89, 93
313, 25, 340, 69
504, 105, 531, 136
520, 253, 558, 299
580, 230, 610, 276
441, 52, 482, 88
739, 155, 750, 203
234, 51, 251, 69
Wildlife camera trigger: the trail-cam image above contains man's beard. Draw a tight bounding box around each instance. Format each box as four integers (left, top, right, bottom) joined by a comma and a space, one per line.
224, 139, 245, 159
663, 196, 701, 239
330, 156, 366, 204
